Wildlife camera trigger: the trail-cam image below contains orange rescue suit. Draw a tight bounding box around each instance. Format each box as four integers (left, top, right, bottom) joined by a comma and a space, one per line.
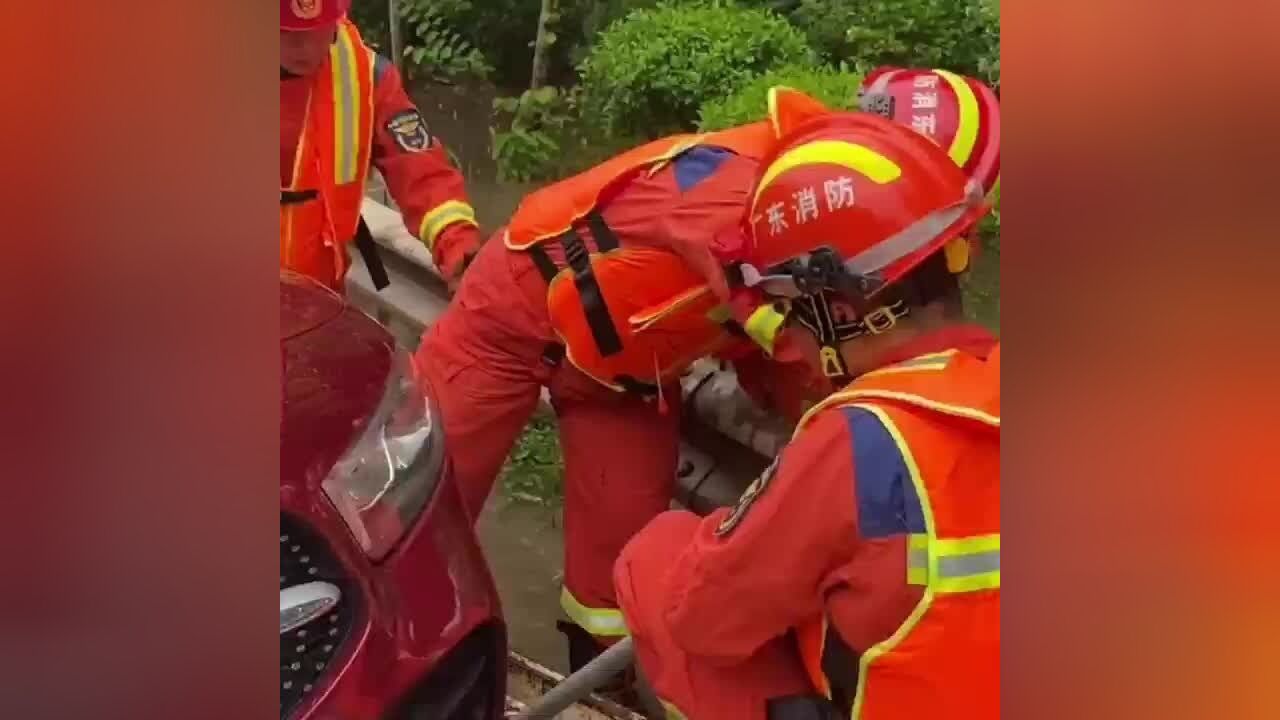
280, 19, 480, 290
503, 122, 780, 392
614, 333, 1000, 720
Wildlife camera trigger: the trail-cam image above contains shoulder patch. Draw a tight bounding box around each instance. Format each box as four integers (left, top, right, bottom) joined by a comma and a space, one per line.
385, 109, 432, 153
672, 146, 732, 193
842, 407, 925, 539
715, 456, 780, 537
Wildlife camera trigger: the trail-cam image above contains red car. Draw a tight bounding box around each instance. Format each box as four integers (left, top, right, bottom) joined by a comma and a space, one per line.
279, 272, 506, 719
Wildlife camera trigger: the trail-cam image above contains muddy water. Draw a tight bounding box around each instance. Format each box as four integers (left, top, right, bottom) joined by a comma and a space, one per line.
475, 497, 571, 672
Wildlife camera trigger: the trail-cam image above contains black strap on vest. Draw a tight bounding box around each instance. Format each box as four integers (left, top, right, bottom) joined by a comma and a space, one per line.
560, 215, 623, 358
615, 375, 659, 397
528, 244, 560, 283
540, 342, 565, 368
353, 216, 390, 291
281, 189, 318, 205
765, 695, 842, 720
280, 190, 390, 291
585, 210, 620, 251
819, 628, 861, 714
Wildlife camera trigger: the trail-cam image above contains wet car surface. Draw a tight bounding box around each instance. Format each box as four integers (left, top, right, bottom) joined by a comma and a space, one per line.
280, 272, 505, 719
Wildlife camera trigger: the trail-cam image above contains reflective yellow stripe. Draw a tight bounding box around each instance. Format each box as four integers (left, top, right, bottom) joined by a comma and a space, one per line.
836, 389, 999, 427
753, 141, 902, 209
936, 533, 999, 555
330, 26, 362, 184
908, 533, 1001, 591
862, 350, 956, 378
849, 405, 938, 720
417, 200, 478, 250
935, 69, 980, 168
907, 532, 930, 585
662, 700, 688, 720
560, 588, 629, 638
767, 86, 788, 138
744, 302, 789, 355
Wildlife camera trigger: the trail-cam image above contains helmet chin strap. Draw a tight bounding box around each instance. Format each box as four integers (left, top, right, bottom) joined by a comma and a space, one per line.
791, 293, 911, 384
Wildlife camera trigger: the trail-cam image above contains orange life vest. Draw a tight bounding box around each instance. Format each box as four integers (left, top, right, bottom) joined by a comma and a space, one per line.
280, 19, 376, 291
503, 121, 779, 393
794, 345, 1000, 719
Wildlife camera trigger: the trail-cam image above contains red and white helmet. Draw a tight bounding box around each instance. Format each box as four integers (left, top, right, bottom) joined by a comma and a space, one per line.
858, 67, 1001, 197
736, 111, 989, 379
743, 111, 987, 301
281, 0, 351, 31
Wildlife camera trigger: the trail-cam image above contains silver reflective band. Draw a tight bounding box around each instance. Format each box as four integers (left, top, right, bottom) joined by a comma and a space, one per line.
908, 549, 1001, 578
844, 199, 973, 277
280, 581, 341, 635
909, 549, 929, 571
939, 550, 1000, 578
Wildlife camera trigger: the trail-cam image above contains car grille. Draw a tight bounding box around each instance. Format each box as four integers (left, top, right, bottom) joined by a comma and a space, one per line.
281, 513, 358, 719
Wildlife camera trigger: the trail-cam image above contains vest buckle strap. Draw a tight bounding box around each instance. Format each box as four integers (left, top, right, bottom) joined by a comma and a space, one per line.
862, 306, 899, 334
281, 188, 319, 205
558, 229, 624, 358
541, 342, 566, 368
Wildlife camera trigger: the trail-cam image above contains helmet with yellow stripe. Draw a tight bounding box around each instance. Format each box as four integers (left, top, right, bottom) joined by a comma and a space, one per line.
737, 111, 989, 380
858, 67, 1000, 197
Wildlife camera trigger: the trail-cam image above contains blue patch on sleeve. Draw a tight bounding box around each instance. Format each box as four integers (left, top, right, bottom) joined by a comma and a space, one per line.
672, 146, 731, 193
842, 407, 925, 538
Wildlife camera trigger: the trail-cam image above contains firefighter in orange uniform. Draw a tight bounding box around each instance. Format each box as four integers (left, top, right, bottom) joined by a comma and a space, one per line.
412, 89, 847, 681
614, 113, 1000, 719
728, 65, 1001, 424
280, 0, 481, 292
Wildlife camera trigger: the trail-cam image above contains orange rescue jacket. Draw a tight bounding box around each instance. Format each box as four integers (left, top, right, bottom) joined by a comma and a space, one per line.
502, 122, 779, 393
280, 19, 375, 290
795, 345, 1000, 719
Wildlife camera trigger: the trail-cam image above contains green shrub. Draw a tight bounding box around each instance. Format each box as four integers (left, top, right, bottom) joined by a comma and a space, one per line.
974, 0, 1001, 90
492, 87, 575, 182
399, 0, 492, 82
697, 63, 865, 131
788, 0, 990, 76
500, 415, 564, 506
578, 1, 817, 137
962, 183, 1000, 330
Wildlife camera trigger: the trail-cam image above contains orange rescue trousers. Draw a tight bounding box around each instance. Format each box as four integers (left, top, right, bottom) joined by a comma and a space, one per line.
414, 234, 681, 642
614, 512, 815, 719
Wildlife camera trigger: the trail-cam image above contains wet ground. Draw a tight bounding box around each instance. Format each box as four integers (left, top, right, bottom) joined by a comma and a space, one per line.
476, 497, 570, 672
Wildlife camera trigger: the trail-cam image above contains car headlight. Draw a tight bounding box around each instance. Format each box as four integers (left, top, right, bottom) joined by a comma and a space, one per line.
322, 349, 444, 561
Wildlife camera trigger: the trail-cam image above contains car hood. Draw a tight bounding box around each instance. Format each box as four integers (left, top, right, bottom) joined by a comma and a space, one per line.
281, 272, 346, 341
280, 274, 394, 492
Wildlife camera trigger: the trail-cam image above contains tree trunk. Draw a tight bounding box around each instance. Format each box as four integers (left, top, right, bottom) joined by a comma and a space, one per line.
387, 0, 403, 73
529, 0, 558, 89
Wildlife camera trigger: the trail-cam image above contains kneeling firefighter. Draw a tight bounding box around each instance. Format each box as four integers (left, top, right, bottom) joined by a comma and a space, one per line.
613, 112, 1000, 720
729, 65, 1000, 423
